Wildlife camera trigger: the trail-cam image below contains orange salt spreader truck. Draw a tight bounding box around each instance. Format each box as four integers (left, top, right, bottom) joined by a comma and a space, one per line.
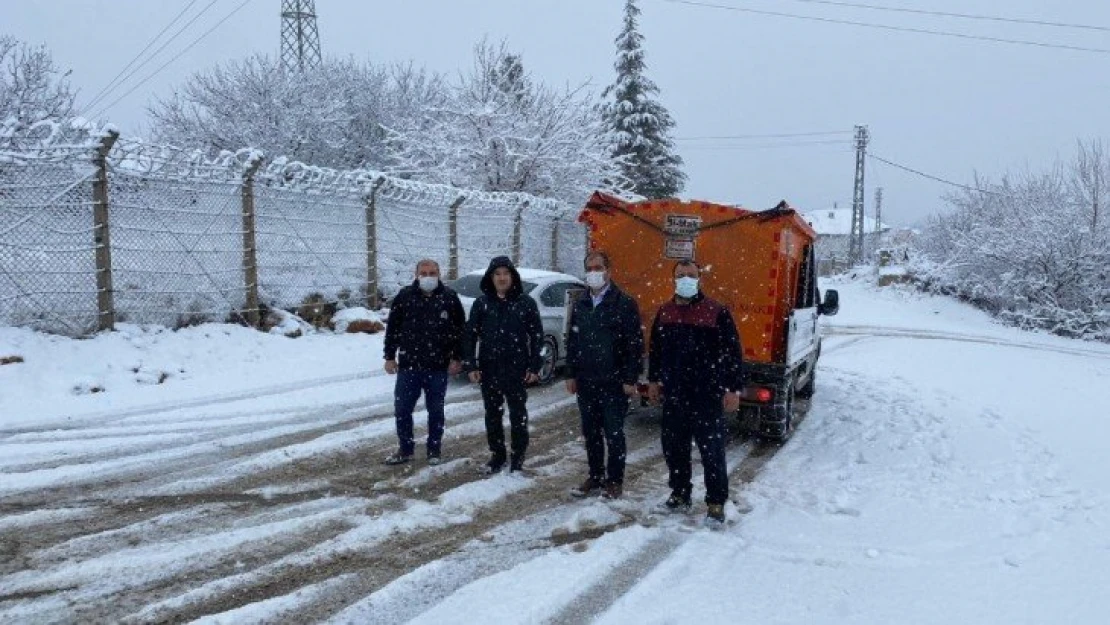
576, 191, 840, 440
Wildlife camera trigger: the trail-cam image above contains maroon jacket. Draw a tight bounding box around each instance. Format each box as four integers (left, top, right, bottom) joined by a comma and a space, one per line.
648, 292, 745, 397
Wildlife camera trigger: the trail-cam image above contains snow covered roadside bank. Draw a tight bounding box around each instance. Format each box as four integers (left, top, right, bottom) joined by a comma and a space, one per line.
2, 276, 1109, 624
0, 322, 390, 430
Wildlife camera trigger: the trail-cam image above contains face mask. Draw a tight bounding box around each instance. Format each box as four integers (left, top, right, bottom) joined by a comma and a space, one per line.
675, 276, 699, 299
585, 271, 607, 289
418, 276, 439, 292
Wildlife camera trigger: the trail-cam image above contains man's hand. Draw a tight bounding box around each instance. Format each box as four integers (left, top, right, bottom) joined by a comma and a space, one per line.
723, 391, 740, 413
524, 372, 540, 385
468, 371, 482, 384
647, 382, 661, 404
622, 383, 638, 397
384, 359, 398, 375
565, 379, 577, 394
448, 360, 462, 376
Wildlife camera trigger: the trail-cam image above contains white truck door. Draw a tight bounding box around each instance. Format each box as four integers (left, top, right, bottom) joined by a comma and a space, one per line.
786, 306, 819, 367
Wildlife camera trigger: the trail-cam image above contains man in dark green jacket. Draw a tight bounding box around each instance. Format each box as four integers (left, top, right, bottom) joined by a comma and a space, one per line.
567, 251, 644, 499
463, 256, 543, 474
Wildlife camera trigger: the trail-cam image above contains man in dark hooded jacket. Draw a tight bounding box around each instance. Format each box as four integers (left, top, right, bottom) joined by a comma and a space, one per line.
463, 256, 544, 474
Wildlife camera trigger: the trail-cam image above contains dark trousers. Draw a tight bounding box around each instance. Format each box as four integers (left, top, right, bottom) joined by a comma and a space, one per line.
661, 393, 729, 505
481, 375, 529, 463
577, 379, 629, 484
394, 370, 449, 457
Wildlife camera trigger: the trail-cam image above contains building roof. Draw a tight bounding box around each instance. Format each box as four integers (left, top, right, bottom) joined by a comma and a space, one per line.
801, 207, 889, 236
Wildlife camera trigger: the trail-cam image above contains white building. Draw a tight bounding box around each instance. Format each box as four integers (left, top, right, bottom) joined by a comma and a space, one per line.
801, 207, 890, 275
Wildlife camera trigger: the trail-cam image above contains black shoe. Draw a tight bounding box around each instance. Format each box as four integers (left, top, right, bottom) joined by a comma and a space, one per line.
664, 490, 692, 512
602, 481, 623, 499
383, 451, 413, 466
427, 454, 443, 466
480, 456, 505, 475
509, 455, 524, 473
570, 477, 603, 498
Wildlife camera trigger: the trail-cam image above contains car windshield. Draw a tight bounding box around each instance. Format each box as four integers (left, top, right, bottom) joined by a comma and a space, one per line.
450, 274, 536, 298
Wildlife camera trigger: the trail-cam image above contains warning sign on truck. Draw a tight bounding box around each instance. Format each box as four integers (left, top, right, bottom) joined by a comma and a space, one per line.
663, 214, 702, 237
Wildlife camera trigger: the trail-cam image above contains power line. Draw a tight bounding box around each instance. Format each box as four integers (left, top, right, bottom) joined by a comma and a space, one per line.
867, 153, 1004, 196
657, 0, 1110, 55
81, 0, 201, 114
84, 0, 223, 116
91, 0, 255, 122
675, 130, 852, 140
679, 139, 852, 150
784, 0, 1110, 33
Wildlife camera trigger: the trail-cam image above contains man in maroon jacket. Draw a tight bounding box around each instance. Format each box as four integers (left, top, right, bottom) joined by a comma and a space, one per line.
648, 260, 744, 525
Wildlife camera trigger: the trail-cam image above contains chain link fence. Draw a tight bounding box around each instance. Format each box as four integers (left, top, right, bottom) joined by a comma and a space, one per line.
0, 131, 587, 336
0, 146, 100, 334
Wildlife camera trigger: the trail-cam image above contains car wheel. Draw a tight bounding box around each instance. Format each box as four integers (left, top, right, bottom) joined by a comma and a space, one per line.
537, 336, 558, 385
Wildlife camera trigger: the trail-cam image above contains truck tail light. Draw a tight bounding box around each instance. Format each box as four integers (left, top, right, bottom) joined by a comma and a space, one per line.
741, 387, 775, 403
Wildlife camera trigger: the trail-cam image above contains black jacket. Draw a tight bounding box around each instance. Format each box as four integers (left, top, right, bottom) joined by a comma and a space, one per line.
463, 256, 543, 379
565, 282, 644, 385
383, 280, 466, 372
648, 292, 745, 397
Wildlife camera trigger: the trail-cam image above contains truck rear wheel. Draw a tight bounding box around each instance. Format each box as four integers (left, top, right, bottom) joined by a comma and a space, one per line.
796, 368, 815, 399
763, 378, 795, 442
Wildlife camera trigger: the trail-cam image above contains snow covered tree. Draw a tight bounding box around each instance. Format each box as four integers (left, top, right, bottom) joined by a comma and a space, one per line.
1070, 138, 1110, 232
914, 146, 1110, 341
392, 39, 627, 204
601, 0, 685, 199
0, 35, 77, 145
148, 55, 446, 171
148, 41, 625, 205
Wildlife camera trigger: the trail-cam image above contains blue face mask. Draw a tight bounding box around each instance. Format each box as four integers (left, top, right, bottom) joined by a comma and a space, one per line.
675, 276, 699, 299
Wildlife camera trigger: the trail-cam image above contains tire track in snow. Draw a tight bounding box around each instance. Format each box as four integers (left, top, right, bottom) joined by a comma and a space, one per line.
824, 325, 1110, 359
0, 370, 394, 437
2, 385, 802, 624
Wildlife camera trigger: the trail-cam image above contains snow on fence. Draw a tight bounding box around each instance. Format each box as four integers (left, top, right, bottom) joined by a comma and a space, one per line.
0, 128, 586, 336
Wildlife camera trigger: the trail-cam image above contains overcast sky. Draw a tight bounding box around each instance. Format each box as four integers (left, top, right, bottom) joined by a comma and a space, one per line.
9, 0, 1110, 225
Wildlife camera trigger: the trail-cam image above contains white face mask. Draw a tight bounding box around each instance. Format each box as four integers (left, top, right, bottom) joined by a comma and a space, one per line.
418, 276, 439, 292
585, 271, 607, 289
675, 276, 699, 299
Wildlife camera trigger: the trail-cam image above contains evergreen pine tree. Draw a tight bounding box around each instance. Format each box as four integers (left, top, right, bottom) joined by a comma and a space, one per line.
602, 0, 686, 198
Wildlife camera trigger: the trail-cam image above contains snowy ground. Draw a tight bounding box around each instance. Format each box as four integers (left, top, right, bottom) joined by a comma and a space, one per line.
1, 276, 1108, 624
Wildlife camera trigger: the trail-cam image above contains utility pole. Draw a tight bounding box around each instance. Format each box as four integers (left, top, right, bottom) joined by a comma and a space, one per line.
849, 125, 869, 265
280, 0, 322, 72
873, 186, 883, 234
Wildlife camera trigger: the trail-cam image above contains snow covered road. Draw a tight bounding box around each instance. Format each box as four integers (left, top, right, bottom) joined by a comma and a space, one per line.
2, 277, 1109, 624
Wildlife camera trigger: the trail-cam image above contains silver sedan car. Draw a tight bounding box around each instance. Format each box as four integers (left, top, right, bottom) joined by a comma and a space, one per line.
447, 268, 585, 385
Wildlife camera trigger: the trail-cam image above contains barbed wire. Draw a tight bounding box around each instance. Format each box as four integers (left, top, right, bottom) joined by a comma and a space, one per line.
1, 134, 588, 334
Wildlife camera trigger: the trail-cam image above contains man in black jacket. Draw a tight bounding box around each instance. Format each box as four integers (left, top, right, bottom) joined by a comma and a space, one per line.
383, 259, 466, 466
648, 259, 744, 524
566, 251, 644, 499
463, 256, 543, 474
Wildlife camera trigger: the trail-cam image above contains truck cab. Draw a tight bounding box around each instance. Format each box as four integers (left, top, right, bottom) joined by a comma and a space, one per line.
746, 243, 839, 439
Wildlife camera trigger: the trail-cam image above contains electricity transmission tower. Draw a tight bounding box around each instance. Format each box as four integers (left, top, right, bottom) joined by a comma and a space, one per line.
280, 0, 321, 72
848, 125, 870, 265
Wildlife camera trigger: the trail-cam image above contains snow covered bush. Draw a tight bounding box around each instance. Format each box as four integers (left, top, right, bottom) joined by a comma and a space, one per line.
914, 140, 1110, 341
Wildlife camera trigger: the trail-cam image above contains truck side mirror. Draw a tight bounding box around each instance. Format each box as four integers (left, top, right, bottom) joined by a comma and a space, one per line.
819, 289, 839, 316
